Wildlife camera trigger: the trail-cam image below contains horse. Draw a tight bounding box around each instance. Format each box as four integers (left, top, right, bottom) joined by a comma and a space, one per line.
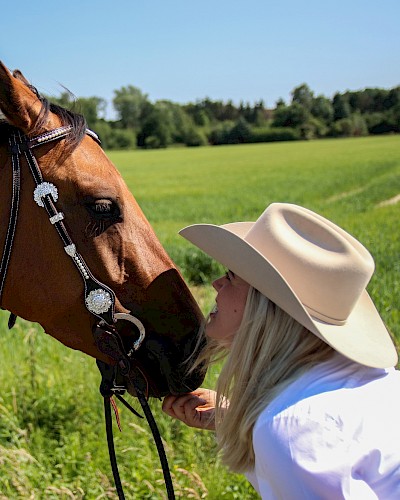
0, 61, 204, 401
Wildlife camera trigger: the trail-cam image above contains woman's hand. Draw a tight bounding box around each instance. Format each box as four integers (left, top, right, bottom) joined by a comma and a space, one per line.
162, 388, 217, 430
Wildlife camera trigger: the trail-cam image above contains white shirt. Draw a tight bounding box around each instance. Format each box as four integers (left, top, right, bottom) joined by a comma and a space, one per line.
246, 353, 400, 499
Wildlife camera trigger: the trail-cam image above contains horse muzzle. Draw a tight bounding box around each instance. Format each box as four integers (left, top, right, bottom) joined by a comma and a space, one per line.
93, 314, 205, 398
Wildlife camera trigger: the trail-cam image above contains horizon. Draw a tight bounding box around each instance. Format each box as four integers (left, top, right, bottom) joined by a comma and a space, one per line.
1, 1, 399, 118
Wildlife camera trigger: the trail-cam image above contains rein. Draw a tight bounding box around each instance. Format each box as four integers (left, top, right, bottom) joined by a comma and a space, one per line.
0, 125, 175, 499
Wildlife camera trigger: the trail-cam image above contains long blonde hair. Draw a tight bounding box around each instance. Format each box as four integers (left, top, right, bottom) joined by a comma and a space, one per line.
196, 286, 334, 472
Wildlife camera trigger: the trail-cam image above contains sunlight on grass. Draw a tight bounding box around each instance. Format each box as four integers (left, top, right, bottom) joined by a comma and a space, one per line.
0, 136, 399, 498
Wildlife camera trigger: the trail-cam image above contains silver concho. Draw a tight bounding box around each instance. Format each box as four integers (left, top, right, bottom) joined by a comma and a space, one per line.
85, 289, 113, 315
34, 182, 58, 207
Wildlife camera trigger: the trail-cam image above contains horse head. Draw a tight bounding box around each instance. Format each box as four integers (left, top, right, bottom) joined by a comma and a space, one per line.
0, 62, 204, 397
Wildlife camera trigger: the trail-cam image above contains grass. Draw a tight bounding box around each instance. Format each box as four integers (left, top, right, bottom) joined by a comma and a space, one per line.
0, 135, 399, 498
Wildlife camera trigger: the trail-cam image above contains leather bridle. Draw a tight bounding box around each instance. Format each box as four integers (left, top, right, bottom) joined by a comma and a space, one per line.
0, 125, 175, 499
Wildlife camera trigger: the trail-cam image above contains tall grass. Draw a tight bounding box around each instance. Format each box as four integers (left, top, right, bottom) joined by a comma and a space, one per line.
0, 136, 399, 498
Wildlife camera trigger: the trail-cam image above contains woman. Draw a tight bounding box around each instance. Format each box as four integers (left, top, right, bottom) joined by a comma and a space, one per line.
163, 202, 400, 499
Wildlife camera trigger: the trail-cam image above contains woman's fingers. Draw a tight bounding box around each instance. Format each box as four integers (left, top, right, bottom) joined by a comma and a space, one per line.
162, 390, 216, 430
192, 388, 217, 409
162, 393, 197, 417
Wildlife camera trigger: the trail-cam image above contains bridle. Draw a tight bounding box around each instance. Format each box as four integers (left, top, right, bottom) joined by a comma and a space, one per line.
0, 124, 176, 499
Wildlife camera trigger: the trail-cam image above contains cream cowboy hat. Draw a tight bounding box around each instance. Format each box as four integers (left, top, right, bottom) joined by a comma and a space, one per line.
180, 203, 398, 368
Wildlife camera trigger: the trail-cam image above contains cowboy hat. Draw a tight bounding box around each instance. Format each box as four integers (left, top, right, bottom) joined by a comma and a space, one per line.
180, 203, 398, 368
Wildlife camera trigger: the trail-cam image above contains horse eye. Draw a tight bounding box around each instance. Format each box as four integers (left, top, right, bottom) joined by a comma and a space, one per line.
85, 199, 121, 221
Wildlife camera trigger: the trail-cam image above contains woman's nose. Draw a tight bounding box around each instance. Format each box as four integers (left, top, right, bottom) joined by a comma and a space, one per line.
212, 276, 225, 291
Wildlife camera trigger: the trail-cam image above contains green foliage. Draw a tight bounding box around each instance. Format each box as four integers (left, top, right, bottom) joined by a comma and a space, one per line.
333, 92, 352, 121
272, 101, 312, 131
96, 121, 137, 149
300, 116, 329, 139
311, 95, 334, 123
181, 248, 225, 285
47, 82, 400, 151
330, 113, 368, 137
46, 93, 107, 129
291, 83, 314, 110
365, 112, 398, 135
183, 126, 208, 147
208, 122, 300, 145
207, 121, 234, 145
76, 97, 107, 127
138, 102, 183, 149
113, 85, 149, 129
367, 103, 400, 134
249, 127, 300, 142
225, 118, 252, 144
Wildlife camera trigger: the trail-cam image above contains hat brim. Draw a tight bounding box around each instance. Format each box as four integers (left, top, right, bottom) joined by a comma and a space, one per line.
180, 222, 398, 368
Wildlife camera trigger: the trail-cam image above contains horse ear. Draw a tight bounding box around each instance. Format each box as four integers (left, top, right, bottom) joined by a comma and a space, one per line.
0, 61, 46, 133
12, 68, 32, 87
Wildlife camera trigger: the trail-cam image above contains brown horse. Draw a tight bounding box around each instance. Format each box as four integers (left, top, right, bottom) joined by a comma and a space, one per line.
0, 62, 204, 398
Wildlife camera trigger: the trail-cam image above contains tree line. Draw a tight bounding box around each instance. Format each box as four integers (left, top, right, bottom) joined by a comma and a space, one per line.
48, 83, 400, 149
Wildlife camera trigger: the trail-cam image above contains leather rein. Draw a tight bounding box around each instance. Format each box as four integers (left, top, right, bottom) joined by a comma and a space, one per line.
0, 125, 175, 499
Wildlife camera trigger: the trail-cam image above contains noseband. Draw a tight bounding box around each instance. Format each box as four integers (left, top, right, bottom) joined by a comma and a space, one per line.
0, 125, 175, 499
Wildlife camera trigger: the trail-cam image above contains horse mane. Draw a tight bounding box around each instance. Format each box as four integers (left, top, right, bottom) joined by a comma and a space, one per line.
0, 70, 87, 153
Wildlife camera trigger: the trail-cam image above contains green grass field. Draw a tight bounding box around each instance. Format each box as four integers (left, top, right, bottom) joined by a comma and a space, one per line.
0, 135, 399, 498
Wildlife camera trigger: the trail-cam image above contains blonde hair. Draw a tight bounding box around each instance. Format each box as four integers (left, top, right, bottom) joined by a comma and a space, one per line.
196, 286, 334, 472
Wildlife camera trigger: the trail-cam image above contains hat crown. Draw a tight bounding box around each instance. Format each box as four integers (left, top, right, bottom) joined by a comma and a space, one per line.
245, 204, 375, 324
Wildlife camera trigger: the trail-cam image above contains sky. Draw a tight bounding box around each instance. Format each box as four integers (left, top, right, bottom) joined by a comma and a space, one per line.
1, 1, 399, 118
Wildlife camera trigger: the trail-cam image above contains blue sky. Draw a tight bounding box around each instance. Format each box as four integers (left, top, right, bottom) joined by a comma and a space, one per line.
1, 1, 399, 117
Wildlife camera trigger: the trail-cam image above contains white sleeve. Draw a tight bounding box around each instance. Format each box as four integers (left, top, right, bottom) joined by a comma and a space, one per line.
251, 414, 379, 500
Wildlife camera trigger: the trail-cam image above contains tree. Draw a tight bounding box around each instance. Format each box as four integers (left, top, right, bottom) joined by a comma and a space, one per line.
137, 102, 174, 148
226, 117, 252, 144
113, 85, 149, 129
272, 102, 311, 129
182, 126, 207, 147
94, 120, 136, 149
300, 117, 328, 139
275, 98, 286, 108
365, 112, 396, 135
291, 84, 314, 110
311, 96, 334, 124
157, 100, 202, 145
252, 100, 267, 126
332, 93, 351, 121
184, 105, 211, 127
331, 113, 368, 137
207, 122, 234, 145
47, 91, 73, 109
347, 88, 390, 114
76, 96, 107, 127
222, 100, 239, 121
384, 87, 400, 110
47, 92, 106, 128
